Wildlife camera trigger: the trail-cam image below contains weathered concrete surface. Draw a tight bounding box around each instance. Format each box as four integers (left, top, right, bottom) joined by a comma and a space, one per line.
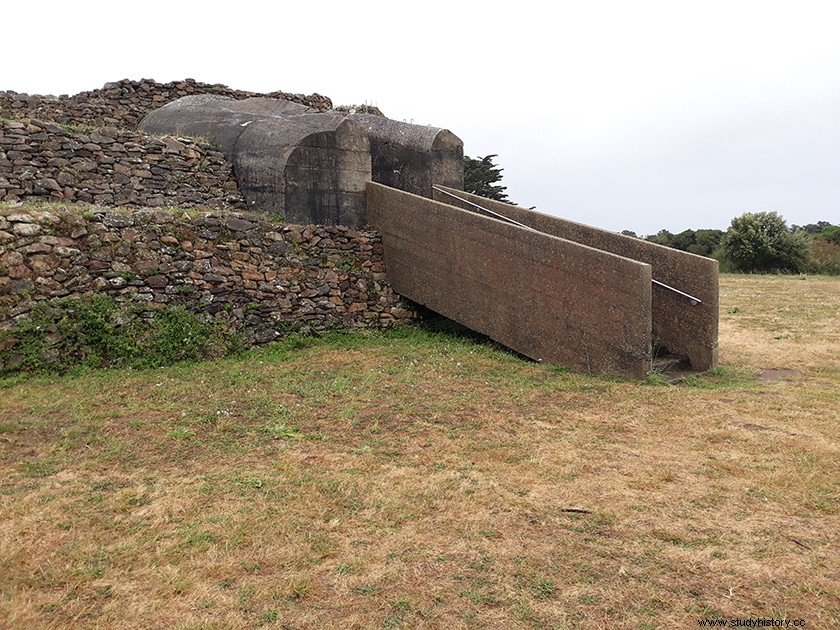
433, 187, 719, 371
140, 95, 371, 226
349, 114, 463, 197
368, 183, 653, 378
140, 97, 464, 227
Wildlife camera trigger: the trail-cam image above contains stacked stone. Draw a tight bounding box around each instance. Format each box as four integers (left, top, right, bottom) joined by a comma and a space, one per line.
0, 78, 333, 130
0, 78, 417, 367
0, 207, 414, 347
0, 119, 245, 208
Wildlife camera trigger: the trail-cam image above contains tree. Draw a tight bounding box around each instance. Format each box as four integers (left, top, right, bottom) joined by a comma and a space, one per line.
644, 228, 724, 256
721, 211, 808, 273
817, 224, 840, 245
463, 154, 509, 202
792, 221, 833, 234
690, 229, 725, 257
645, 229, 674, 247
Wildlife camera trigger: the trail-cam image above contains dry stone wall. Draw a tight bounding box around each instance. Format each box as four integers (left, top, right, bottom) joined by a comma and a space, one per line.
0, 78, 417, 373
0, 205, 414, 369
0, 78, 333, 129
0, 119, 245, 208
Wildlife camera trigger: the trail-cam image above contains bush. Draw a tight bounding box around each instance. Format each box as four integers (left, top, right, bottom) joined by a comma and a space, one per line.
804, 239, 840, 275
645, 228, 724, 257
818, 225, 840, 246
721, 211, 808, 273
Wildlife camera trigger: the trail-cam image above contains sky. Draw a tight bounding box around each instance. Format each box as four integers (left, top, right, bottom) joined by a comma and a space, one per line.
4, 0, 840, 236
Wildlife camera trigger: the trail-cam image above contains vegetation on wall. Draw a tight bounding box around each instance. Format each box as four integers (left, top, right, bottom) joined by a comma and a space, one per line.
0, 294, 243, 376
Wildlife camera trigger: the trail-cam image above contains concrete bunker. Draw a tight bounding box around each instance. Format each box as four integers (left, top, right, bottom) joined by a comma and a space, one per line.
140, 95, 371, 226
140, 93, 716, 379
139, 96, 464, 226
348, 114, 464, 198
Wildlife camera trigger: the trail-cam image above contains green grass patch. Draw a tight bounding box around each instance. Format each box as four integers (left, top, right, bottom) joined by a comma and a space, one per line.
0, 293, 243, 376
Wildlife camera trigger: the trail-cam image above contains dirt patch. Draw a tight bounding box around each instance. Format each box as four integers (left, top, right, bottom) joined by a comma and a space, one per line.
728, 421, 797, 436
757, 368, 803, 381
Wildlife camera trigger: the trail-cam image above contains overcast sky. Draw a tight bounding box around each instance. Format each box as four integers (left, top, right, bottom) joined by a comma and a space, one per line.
5, 1, 839, 235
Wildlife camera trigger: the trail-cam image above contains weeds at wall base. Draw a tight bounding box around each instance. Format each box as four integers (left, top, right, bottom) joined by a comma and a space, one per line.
0, 294, 245, 376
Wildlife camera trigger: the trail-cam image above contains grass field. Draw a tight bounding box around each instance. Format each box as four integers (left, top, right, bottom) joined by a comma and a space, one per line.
1, 274, 838, 629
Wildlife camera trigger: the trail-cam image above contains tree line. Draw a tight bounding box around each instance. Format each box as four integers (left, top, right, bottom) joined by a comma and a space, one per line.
464, 154, 839, 275
623, 213, 839, 275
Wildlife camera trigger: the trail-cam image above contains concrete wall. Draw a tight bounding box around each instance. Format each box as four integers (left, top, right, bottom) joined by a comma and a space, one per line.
433, 187, 719, 371
367, 183, 653, 378
140, 98, 464, 227
139, 96, 372, 227
282, 124, 371, 226
349, 114, 463, 197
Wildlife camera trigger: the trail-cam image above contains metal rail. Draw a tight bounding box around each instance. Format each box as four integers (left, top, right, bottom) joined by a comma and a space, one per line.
432, 186, 538, 232
431, 186, 702, 306
651, 279, 702, 305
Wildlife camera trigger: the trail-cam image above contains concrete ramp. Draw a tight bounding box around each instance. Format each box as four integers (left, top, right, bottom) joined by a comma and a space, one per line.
367, 183, 718, 379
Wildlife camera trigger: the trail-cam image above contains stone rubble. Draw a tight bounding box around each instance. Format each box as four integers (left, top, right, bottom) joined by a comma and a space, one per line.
0, 78, 333, 129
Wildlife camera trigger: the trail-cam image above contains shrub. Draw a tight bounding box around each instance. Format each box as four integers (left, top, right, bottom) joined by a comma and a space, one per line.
804, 239, 840, 275
721, 211, 808, 273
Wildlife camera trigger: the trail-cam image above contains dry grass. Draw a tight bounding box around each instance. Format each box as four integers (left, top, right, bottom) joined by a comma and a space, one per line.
0, 274, 838, 629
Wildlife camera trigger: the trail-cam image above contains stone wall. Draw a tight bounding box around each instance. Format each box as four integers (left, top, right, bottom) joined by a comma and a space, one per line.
0, 118, 245, 208
0, 205, 415, 369
0, 78, 333, 130
0, 79, 420, 374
